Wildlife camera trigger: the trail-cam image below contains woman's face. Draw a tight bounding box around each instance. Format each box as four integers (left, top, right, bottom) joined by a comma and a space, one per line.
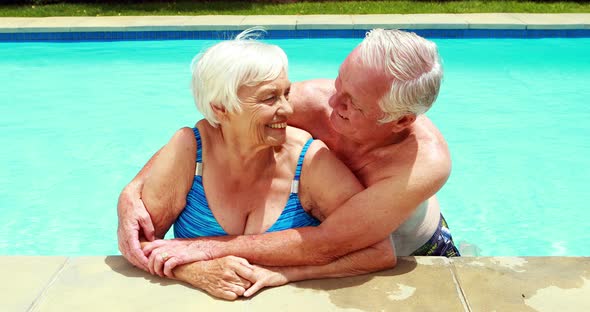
234, 70, 292, 147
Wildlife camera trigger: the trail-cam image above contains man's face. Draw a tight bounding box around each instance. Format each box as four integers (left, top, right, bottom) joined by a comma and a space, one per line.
328, 48, 393, 142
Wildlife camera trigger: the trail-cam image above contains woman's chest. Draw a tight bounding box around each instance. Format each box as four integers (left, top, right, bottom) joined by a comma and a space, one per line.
199, 175, 295, 235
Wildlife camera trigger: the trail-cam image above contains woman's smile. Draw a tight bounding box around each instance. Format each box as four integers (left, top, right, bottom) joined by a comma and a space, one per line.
267, 122, 287, 129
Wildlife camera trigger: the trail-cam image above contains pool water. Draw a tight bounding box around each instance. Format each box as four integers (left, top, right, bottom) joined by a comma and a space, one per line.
1, 37, 589, 256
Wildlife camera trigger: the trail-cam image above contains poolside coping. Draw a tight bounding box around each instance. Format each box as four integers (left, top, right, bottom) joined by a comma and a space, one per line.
2, 256, 589, 311
1, 13, 589, 33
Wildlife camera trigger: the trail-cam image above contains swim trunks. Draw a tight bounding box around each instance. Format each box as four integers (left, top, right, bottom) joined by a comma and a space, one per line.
410, 214, 461, 257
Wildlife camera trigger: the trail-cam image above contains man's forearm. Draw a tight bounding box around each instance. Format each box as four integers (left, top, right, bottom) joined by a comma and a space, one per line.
193, 184, 405, 266
189, 226, 340, 266
278, 239, 396, 282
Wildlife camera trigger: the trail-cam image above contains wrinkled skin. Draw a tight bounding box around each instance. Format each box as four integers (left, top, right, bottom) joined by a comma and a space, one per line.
172, 255, 289, 300
117, 184, 154, 271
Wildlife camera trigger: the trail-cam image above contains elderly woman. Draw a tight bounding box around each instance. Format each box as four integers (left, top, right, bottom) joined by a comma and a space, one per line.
135, 29, 395, 300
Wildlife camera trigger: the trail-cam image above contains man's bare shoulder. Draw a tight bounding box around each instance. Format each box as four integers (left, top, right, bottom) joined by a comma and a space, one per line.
288, 79, 336, 134
362, 116, 451, 187
413, 116, 451, 165
291, 79, 335, 110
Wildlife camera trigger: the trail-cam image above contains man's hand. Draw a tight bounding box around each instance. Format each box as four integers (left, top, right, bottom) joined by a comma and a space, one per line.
117, 184, 155, 271
143, 239, 214, 277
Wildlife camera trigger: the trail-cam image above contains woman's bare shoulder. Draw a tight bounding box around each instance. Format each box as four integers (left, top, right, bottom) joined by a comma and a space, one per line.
162, 120, 212, 162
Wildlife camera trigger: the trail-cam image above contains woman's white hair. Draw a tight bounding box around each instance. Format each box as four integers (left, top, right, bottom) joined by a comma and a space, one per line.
359, 29, 443, 123
191, 27, 288, 126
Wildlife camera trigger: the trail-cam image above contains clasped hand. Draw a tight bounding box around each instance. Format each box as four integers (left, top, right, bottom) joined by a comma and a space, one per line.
142, 239, 206, 277
142, 240, 288, 300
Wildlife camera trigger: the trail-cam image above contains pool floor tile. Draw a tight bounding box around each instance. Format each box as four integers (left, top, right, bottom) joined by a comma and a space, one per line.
247, 257, 465, 311
452, 257, 590, 312
0, 256, 67, 312
241, 15, 297, 30
2, 256, 589, 311
30, 256, 244, 311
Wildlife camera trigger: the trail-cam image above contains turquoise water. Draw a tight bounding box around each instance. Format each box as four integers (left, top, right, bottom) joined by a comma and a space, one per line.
1, 38, 589, 256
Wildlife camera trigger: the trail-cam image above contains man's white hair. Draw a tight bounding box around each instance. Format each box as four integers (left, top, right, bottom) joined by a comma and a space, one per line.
359, 29, 443, 123
191, 27, 288, 126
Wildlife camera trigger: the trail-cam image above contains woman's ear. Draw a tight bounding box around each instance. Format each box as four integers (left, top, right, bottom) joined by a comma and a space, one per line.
211, 103, 227, 121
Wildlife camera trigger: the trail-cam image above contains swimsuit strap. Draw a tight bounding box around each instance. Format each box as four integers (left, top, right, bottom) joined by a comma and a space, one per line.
192, 127, 203, 176
291, 138, 314, 193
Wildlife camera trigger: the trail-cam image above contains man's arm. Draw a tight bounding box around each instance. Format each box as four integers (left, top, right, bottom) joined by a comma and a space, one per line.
243, 238, 396, 297
117, 148, 161, 269
174, 151, 449, 266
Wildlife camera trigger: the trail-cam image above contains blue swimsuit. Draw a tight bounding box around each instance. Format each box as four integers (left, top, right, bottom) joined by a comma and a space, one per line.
174, 127, 320, 238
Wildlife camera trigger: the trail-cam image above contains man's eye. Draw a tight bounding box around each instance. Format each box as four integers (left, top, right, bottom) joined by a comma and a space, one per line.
264, 96, 276, 102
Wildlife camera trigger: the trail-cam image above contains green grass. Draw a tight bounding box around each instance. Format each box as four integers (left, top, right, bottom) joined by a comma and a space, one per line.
1, 1, 590, 17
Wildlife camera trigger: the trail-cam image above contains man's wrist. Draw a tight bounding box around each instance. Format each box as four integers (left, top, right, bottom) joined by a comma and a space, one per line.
188, 239, 219, 261
279, 266, 303, 283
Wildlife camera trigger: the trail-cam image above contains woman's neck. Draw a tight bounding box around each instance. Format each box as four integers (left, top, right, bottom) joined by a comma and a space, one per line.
213, 124, 279, 185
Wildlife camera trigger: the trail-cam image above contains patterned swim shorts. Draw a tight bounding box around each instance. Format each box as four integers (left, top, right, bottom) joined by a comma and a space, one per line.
410, 214, 461, 257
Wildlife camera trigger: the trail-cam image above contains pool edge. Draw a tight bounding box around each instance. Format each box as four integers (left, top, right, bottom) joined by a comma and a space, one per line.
2, 255, 589, 311
0, 14, 589, 33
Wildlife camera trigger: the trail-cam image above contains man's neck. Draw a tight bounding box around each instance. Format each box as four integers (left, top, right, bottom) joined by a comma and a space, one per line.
328, 128, 411, 173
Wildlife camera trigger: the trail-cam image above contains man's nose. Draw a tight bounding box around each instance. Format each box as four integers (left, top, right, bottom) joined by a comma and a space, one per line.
329, 93, 340, 109
329, 93, 346, 111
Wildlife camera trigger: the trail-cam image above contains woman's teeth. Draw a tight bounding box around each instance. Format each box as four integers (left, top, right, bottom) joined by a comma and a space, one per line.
268, 122, 287, 129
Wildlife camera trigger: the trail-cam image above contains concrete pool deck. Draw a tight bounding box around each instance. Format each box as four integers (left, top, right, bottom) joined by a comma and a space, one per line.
3, 256, 589, 311
0, 13, 589, 32
2, 13, 590, 311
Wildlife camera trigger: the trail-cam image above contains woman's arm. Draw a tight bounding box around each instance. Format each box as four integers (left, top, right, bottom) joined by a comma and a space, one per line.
140, 127, 196, 239
173, 256, 255, 301
298, 140, 365, 221
140, 239, 255, 301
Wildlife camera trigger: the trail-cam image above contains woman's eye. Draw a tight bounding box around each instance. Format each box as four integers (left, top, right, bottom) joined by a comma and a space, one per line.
264, 96, 276, 102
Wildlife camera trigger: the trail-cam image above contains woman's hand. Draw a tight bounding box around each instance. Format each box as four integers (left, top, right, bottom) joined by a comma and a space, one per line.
174, 256, 255, 301
143, 239, 211, 277
242, 265, 290, 297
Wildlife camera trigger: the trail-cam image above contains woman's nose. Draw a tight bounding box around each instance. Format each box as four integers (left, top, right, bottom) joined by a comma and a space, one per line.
279, 96, 293, 115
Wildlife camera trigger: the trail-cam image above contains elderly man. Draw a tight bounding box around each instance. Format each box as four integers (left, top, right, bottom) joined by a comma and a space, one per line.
118, 28, 459, 277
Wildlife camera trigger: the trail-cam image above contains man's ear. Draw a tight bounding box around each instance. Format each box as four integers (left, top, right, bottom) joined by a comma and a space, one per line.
211, 104, 227, 121
392, 114, 417, 132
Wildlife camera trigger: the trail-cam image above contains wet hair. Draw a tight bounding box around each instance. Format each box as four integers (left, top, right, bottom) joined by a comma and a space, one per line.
359, 29, 443, 123
191, 27, 288, 126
